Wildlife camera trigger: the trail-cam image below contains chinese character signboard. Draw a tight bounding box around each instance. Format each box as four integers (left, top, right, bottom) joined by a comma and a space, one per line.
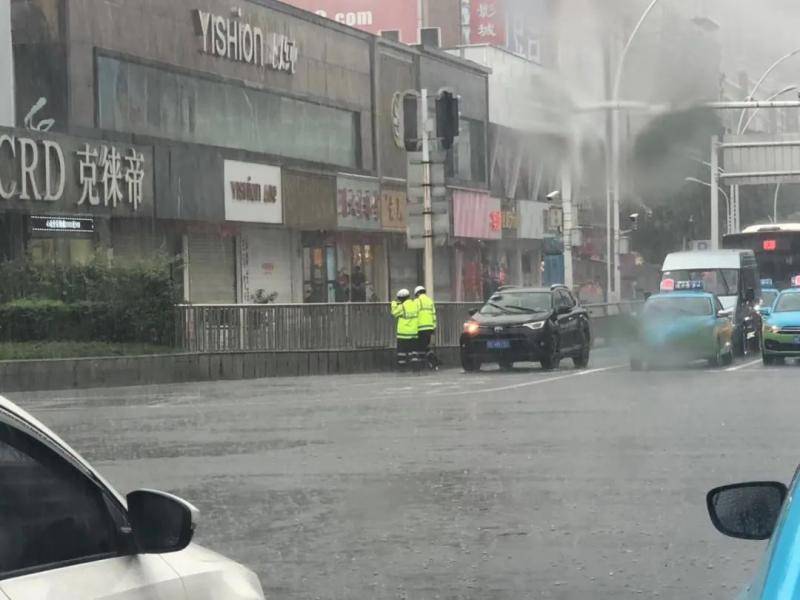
453, 190, 501, 239
336, 175, 381, 231
381, 186, 406, 231
469, 0, 507, 46
224, 160, 282, 224
0, 127, 153, 217
284, 0, 420, 44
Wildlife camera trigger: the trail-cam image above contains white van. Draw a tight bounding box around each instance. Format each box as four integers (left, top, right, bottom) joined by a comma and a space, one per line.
660, 250, 760, 354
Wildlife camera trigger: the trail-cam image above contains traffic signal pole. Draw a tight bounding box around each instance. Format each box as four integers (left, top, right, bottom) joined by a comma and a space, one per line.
421, 88, 435, 298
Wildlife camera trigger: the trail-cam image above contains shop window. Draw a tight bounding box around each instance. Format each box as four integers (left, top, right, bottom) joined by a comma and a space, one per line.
97, 56, 360, 169
447, 118, 486, 184
28, 238, 93, 266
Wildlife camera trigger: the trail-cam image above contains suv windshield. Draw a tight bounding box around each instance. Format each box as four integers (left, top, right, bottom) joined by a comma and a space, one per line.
480, 291, 552, 315
644, 296, 713, 317
661, 269, 739, 297
774, 293, 800, 313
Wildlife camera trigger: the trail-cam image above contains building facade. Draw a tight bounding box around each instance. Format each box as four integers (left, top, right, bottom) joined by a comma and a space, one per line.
8, 0, 491, 303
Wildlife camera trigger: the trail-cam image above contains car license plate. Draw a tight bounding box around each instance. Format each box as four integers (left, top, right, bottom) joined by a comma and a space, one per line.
487, 339, 511, 350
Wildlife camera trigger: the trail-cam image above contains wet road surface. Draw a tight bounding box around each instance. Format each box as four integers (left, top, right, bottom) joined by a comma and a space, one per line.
7, 351, 796, 599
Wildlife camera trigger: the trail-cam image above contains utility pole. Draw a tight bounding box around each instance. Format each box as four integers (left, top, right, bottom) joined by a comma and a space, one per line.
561, 164, 573, 290
710, 135, 720, 249
0, 0, 13, 127
421, 88, 435, 297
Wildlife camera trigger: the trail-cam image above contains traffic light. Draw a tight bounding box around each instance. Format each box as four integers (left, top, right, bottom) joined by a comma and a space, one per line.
436, 89, 460, 150
402, 91, 422, 151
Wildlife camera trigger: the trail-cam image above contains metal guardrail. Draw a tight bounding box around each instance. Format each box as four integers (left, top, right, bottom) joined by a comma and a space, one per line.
176, 301, 642, 353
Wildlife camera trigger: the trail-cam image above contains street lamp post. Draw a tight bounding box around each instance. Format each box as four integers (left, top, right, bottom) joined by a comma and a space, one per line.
609, 0, 662, 302
736, 49, 800, 135
730, 51, 800, 237
685, 176, 731, 238
740, 84, 799, 134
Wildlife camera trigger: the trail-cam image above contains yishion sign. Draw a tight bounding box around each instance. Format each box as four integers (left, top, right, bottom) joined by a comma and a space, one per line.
193, 9, 299, 74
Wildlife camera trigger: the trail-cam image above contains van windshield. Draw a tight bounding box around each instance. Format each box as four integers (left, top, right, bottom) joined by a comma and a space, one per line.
661, 269, 739, 297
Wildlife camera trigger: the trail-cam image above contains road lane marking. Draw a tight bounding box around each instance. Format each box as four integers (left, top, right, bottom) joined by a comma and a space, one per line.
429, 365, 625, 398
725, 358, 762, 372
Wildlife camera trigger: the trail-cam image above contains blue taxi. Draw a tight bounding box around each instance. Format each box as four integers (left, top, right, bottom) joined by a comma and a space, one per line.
630, 280, 734, 370
707, 470, 800, 599
761, 287, 800, 365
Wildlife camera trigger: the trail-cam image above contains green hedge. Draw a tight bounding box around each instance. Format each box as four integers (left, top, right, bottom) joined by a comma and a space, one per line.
0, 256, 180, 345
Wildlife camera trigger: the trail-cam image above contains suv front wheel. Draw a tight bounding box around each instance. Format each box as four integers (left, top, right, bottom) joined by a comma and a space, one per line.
540, 333, 561, 371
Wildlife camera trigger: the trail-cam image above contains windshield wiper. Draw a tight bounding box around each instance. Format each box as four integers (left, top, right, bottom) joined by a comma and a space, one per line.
486, 301, 512, 314
503, 305, 543, 313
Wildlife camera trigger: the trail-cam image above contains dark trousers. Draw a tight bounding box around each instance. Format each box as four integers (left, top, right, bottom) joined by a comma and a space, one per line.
396, 338, 415, 370
418, 330, 433, 353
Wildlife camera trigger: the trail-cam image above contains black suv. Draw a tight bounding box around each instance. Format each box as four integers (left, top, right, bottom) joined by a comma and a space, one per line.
459, 285, 591, 371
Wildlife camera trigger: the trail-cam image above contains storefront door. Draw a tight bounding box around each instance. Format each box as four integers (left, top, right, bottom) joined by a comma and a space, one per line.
303, 245, 336, 303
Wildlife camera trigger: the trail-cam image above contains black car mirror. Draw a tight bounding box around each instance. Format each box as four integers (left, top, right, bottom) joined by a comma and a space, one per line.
745, 287, 756, 303
127, 489, 199, 553
468, 308, 478, 316
707, 481, 787, 540
557, 305, 571, 315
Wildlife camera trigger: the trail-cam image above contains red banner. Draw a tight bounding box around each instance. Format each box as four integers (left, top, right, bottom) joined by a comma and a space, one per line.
285, 0, 420, 44
469, 0, 507, 45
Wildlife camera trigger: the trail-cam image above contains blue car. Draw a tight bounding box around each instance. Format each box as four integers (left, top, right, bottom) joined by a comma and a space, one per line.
630, 282, 734, 370
761, 288, 800, 365
707, 472, 800, 598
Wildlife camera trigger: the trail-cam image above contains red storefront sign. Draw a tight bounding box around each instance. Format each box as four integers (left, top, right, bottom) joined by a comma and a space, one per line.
453, 190, 501, 239
469, 0, 507, 45
284, 0, 420, 44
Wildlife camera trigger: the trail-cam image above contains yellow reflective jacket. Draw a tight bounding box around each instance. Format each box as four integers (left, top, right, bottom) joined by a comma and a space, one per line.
391, 299, 419, 339
416, 294, 437, 332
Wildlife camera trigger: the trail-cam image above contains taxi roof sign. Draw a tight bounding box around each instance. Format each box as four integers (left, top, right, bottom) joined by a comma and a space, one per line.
792, 275, 800, 288
660, 279, 704, 292
675, 280, 704, 291
761, 278, 774, 288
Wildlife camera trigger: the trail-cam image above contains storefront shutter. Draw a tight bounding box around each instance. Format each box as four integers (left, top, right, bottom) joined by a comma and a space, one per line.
188, 232, 236, 304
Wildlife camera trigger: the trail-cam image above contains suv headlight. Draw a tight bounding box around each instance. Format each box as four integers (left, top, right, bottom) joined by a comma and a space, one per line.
523, 321, 546, 331
765, 324, 781, 334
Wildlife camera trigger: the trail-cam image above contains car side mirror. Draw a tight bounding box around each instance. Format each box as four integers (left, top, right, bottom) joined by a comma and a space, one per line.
127, 489, 198, 553
707, 481, 787, 540
758, 306, 772, 316
717, 308, 734, 318
557, 305, 571, 315
745, 288, 756, 303
468, 308, 478, 316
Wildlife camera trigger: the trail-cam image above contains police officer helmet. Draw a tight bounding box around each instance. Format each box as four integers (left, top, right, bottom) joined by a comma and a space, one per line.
414, 286, 426, 297
397, 288, 411, 300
